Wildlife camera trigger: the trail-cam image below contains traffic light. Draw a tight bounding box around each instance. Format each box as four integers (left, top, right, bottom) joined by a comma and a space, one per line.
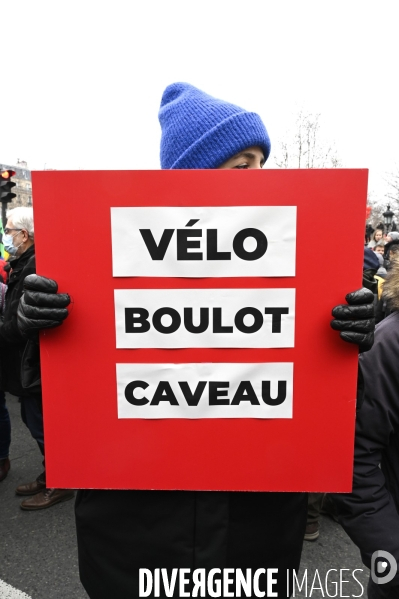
0, 169, 16, 227
0, 169, 16, 203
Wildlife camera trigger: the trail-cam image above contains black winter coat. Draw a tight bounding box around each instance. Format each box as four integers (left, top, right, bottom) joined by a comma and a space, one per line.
333, 311, 399, 588
75, 489, 307, 598
0, 245, 40, 396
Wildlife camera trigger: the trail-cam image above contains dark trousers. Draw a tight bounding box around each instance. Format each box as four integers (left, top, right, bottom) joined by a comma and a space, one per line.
307, 492, 325, 524
76, 490, 308, 598
20, 394, 44, 456
0, 390, 11, 459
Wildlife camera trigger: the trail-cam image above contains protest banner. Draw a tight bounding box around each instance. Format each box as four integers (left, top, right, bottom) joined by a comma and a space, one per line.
32, 168, 367, 491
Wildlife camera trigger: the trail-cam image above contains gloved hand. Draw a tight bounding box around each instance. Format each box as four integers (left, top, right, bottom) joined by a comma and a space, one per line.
18, 274, 71, 337
330, 288, 375, 352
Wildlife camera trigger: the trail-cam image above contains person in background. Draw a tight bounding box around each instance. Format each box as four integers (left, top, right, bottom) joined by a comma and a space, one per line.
0, 222, 12, 482
384, 239, 399, 265
304, 493, 324, 541
374, 252, 387, 280
0, 207, 74, 509
0, 221, 8, 284
0, 390, 10, 481
386, 231, 399, 243
368, 228, 384, 249
0, 278, 10, 481
374, 252, 387, 282
332, 256, 399, 599
0, 259, 8, 285
375, 240, 399, 323
0, 220, 5, 258
373, 241, 386, 256
373, 243, 388, 283
362, 247, 379, 295
16, 83, 375, 598
304, 248, 378, 542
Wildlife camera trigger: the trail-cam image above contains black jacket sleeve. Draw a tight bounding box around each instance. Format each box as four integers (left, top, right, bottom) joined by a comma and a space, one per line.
0, 252, 36, 345
332, 312, 399, 586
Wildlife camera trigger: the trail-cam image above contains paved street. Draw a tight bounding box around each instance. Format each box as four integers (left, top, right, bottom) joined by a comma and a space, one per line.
1, 394, 88, 599
1, 392, 369, 599
298, 516, 369, 597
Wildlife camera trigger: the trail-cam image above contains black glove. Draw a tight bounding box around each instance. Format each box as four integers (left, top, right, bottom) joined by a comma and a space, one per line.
18, 274, 71, 337
330, 288, 375, 352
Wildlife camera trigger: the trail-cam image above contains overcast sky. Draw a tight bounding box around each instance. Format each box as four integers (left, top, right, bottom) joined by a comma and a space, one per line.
1, 0, 398, 202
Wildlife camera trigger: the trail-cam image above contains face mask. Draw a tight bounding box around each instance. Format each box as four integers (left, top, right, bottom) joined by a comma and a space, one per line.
3, 233, 22, 256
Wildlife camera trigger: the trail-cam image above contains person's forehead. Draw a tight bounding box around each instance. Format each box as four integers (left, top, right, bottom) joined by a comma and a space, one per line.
231, 146, 265, 160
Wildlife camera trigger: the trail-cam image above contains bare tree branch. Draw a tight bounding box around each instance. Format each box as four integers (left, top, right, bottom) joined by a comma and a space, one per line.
274, 111, 342, 169
384, 168, 399, 219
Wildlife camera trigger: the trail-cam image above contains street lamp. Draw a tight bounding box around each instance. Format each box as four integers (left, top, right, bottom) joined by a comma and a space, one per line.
383, 204, 394, 234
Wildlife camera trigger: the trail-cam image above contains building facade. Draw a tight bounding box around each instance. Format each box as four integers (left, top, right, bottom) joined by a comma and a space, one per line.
0, 159, 32, 209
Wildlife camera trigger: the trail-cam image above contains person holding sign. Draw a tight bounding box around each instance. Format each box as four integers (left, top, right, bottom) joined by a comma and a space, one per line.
17, 83, 374, 598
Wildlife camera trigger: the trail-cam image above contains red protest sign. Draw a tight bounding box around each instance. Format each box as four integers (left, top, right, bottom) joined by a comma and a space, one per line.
32, 169, 367, 491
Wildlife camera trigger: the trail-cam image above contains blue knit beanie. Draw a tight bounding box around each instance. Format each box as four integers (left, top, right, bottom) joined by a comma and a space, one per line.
159, 83, 271, 170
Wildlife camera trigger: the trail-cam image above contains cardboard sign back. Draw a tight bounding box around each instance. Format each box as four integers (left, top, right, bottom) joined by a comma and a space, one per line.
32, 169, 367, 491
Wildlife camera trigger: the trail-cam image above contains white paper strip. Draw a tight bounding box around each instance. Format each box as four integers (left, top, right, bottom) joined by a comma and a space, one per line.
115, 288, 295, 348
111, 206, 296, 277
117, 362, 293, 419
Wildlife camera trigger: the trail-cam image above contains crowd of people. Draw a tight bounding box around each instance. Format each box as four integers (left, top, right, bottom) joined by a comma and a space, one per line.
365, 228, 399, 323
1, 83, 399, 598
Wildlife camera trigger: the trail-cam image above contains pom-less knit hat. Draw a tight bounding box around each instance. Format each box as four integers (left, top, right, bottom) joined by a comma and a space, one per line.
159, 83, 271, 170
363, 247, 379, 271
